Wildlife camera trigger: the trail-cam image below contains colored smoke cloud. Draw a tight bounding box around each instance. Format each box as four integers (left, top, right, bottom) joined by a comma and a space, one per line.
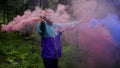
1, 4, 70, 32
62, 0, 120, 68
1, 0, 120, 68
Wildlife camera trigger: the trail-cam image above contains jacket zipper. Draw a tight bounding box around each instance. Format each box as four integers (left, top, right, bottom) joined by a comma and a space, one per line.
53, 37, 58, 58
51, 26, 58, 58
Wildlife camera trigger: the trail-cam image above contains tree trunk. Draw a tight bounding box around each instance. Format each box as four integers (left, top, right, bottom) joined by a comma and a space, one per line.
34, 0, 40, 6
23, 0, 29, 11
3, 0, 6, 22
59, 0, 71, 5
40, 0, 49, 9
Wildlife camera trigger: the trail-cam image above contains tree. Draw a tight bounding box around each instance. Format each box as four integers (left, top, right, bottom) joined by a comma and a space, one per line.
23, 0, 29, 11
0, 0, 25, 22
59, 0, 71, 5
40, 0, 49, 9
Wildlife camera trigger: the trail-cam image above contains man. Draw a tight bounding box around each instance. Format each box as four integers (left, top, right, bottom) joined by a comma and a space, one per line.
37, 17, 78, 68
37, 17, 62, 68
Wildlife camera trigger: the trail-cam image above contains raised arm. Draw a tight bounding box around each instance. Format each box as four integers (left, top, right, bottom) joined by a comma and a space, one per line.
53, 21, 79, 34
63, 21, 79, 27
37, 19, 46, 36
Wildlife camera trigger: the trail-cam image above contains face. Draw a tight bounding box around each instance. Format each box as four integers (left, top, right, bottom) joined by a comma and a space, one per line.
44, 17, 53, 25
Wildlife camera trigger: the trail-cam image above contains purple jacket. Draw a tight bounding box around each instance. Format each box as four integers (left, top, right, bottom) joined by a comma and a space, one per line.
37, 20, 78, 59
37, 21, 62, 59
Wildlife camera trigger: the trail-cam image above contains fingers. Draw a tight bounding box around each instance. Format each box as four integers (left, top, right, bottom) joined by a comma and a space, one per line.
39, 17, 45, 22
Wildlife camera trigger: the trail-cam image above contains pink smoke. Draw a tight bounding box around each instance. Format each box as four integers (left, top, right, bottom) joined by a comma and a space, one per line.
1, 4, 70, 32
78, 25, 115, 68
62, 0, 117, 68
62, 20, 116, 68
1, 0, 118, 68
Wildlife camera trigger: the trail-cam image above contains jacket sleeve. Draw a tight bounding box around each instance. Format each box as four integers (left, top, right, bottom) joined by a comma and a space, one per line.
37, 21, 46, 35
37, 22, 42, 33
53, 23, 63, 34
53, 21, 79, 33
54, 21, 78, 28
64, 21, 78, 27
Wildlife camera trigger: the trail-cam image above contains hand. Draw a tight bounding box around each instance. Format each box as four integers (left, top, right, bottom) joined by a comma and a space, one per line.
33, 17, 44, 22
40, 17, 44, 22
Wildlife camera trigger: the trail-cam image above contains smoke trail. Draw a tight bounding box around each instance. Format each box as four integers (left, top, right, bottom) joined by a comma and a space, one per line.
62, 0, 120, 68
1, 4, 70, 32
71, 0, 116, 22
1, 0, 120, 67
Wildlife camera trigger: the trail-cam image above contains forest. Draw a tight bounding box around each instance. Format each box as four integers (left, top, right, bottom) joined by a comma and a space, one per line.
0, 0, 120, 68
0, 0, 80, 68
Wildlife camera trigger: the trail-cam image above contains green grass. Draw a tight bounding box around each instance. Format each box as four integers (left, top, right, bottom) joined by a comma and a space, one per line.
0, 31, 44, 68
0, 31, 87, 68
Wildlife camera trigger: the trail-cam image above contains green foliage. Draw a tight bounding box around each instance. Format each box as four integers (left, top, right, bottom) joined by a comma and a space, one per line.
0, 0, 24, 23
0, 30, 87, 68
0, 31, 44, 68
0, 0, 86, 68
